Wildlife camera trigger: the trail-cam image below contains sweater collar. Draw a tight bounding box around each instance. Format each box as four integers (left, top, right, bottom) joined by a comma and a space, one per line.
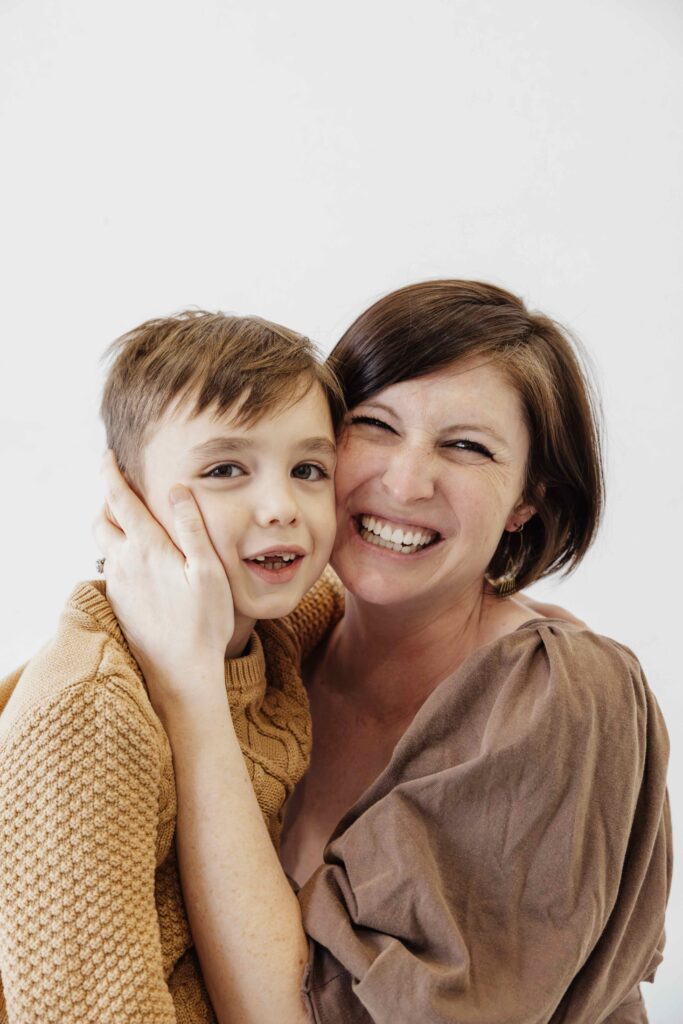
67, 580, 267, 703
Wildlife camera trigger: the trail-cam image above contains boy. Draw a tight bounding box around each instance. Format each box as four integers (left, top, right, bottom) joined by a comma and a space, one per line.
0, 311, 344, 1023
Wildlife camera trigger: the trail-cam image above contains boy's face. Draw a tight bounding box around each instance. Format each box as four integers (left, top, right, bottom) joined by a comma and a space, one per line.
140, 382, 337, 624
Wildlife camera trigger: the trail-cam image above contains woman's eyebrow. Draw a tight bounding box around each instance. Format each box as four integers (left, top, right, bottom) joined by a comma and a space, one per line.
359, 401, 396, 417
441, 423, 508, 446
361, 404, 508, 447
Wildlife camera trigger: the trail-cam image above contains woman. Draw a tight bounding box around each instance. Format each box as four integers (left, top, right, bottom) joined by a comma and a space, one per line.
99, 281, 671, 1023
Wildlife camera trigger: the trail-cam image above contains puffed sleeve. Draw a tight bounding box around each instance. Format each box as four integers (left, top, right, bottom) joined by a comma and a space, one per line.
0, 675, 176, 1023
297, 623, 672, 1024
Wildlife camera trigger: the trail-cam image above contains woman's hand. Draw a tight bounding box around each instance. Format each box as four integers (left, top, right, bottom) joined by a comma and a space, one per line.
94, 451, 234, 707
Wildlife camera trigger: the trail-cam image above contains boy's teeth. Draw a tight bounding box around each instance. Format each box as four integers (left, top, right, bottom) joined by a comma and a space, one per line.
253, 552, 297, 563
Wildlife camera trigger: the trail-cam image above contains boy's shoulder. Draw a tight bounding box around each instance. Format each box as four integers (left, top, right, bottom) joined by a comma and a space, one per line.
278, 565, 345, 664
0, 580, 151, 743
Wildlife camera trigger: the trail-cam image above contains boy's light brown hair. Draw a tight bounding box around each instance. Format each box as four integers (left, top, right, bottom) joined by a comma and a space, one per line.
101, 310, 345, 488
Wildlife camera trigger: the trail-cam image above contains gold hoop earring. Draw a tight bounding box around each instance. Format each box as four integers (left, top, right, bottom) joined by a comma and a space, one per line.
487, 523, 525, 595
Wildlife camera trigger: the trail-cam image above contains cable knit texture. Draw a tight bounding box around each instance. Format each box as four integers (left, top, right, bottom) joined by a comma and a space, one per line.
0, 570, 341, 1023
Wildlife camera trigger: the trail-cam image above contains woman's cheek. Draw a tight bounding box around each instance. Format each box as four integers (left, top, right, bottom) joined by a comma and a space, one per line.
335, 439, 384, 500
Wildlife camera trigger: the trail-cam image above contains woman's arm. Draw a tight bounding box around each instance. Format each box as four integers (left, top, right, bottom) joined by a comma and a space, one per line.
153, 680, 310, 1024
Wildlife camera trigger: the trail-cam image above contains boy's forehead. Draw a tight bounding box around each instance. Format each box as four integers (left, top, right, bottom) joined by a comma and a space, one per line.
149, 382, 334, 454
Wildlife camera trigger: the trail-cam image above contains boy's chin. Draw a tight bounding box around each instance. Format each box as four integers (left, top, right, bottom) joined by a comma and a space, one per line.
235, 579, 319, 622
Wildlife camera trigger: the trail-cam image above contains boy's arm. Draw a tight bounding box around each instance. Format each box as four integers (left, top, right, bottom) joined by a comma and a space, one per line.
0, 677, 177, 1024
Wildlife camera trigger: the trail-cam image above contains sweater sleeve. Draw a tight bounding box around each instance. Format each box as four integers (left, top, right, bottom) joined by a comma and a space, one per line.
0, 675, 177, 1024
297, 625, 671, 1024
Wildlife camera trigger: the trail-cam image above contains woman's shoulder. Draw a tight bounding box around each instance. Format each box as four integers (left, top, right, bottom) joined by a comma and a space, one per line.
509, 617, 647, 690
464, 617, 664, 745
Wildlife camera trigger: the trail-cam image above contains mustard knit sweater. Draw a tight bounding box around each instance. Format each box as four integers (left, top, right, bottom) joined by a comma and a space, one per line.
0, 571, 342, 1024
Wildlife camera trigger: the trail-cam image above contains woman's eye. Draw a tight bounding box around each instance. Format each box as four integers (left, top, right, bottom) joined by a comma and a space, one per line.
348, 415, 395, 433
444, 440, 494, 459
292, 463, 329, 481
203, 463, 245, 479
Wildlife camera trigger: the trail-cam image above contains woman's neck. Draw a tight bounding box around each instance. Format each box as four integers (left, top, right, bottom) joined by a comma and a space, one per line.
323, 583, 491, 724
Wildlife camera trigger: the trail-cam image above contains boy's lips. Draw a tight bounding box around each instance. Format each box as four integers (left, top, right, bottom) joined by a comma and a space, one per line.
242, 545, 307, 584
243, 544, 307, 560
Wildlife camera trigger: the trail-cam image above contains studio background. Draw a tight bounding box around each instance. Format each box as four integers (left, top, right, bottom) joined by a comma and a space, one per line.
1, 1, 681, 1019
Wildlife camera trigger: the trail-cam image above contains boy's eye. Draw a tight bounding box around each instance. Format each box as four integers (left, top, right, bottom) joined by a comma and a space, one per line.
292, 462, 329, 481
204, 463, 245, 479
443, 439, 494, 459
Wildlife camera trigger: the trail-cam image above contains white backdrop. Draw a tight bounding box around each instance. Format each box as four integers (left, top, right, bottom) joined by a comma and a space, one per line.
1, 0, 681, 1018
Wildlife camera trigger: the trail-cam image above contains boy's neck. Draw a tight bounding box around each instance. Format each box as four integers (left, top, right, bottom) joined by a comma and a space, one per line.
226, 615, 257, 660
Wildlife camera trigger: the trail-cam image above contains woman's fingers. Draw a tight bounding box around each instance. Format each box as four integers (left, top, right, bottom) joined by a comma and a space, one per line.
100, 449, 157, 540
93, 506, 125, 558
168, 485, 221, 569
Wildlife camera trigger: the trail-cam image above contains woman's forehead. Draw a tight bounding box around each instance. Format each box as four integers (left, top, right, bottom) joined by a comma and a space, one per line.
360, 358, 524, 419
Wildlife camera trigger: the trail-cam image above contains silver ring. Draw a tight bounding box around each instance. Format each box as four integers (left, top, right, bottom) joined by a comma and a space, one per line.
96, 557, 106, 574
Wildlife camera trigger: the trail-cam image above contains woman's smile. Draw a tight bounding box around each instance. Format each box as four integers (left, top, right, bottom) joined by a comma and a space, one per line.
354, 513, 443, 556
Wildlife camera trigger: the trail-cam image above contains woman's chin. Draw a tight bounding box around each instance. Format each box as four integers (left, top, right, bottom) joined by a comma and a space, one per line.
330, 547, 430, 608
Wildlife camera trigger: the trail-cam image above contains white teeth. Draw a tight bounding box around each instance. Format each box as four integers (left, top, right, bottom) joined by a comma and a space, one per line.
253, 552, 297, 563
359, 515, 437, 552
360, 529, 424, 554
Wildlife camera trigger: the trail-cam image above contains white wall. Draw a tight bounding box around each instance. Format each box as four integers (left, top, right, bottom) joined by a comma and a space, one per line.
1, 0, 681, 1018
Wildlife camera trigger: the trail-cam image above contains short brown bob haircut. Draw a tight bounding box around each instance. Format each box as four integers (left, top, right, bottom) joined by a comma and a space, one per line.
328, 280, 604, 593
101, 310, 345, 489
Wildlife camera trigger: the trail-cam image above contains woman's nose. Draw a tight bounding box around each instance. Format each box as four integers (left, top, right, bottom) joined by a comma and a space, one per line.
253, 479, 300, 527
380, 445, 435, 504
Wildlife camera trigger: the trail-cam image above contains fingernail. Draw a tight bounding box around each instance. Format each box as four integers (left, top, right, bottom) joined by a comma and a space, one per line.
169, 484, 191, 506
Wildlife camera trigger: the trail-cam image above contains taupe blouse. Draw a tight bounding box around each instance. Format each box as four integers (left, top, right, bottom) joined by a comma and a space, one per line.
296, 618, 671, 1023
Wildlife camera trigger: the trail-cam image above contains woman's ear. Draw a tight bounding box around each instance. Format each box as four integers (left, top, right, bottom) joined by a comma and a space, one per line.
504, 502, 536, 533
505, 480, 545, 532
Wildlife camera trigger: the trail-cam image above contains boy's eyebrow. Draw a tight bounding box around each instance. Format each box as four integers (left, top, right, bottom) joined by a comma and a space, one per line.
189, 436, 337, 460
297, 437, 337, 457
189, 436, 256, 459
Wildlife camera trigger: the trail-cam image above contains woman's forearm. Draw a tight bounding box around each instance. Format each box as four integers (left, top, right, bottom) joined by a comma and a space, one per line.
156, 676, 310, 1024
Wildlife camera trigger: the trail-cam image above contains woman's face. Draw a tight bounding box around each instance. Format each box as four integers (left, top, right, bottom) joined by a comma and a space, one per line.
331, 357, 536, 611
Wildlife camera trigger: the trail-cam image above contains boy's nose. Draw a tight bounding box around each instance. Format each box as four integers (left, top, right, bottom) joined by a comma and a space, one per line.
253, 481, 300, 527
